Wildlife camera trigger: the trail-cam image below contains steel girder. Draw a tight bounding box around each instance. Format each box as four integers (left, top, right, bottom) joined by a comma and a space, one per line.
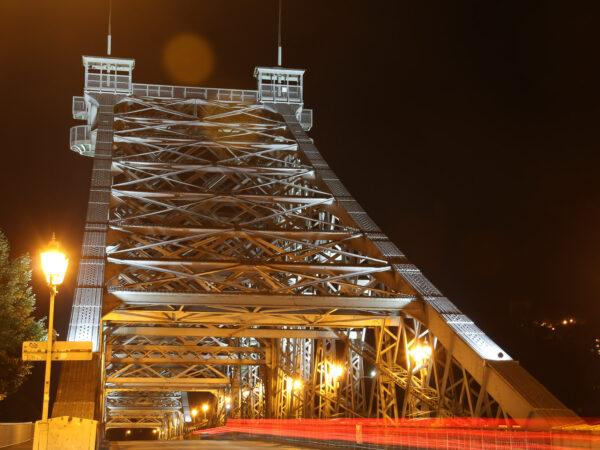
62, 60, 582, 438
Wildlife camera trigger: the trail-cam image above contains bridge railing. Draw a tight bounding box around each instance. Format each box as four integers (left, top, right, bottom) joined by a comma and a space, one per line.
0, 422, 34, 447
132, 83, 259, 103
72, 96, 88, 121
86, 73, 132, 93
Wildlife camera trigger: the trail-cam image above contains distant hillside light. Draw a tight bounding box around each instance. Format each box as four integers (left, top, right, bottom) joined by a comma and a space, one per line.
41, 234, 69, 286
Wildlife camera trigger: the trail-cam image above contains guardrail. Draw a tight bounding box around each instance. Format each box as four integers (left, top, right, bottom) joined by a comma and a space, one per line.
0, 422, 33, 448
86, 73, 131, 93
299, 109, 313, 131
259, 84, 302, 103
72, 96, 87, 121
132, 83, 259, 103
70, 125, 94, 157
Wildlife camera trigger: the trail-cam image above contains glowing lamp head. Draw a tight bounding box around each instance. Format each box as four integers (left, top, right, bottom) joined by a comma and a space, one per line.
293, 379, 303, 390
191, 408, 198, 417
224, 396, 231, 404
41, 235, 68, 286
152, 429, 158, 434
202, 403, 208, 412
331, 364, 344, 379
409, 344, 432, 366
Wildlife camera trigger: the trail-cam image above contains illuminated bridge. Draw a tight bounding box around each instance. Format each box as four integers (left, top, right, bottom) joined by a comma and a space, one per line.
50, 56, 582, 442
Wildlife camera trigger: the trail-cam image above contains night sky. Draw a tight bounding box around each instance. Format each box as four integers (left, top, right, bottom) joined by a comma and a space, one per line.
0, 1, 598, 419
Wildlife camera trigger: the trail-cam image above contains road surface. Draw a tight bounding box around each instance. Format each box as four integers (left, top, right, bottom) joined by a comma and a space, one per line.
109, 440, 311, 449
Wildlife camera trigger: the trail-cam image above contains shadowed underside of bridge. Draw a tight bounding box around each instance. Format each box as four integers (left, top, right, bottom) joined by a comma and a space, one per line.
51, 56, 581, 439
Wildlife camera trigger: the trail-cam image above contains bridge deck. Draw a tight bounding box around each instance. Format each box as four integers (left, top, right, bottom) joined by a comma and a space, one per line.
109, 440, 307, 449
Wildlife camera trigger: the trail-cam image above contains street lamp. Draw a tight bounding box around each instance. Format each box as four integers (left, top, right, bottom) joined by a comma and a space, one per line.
409, 343, 432, 369
331, 364, 344, 380
191, 408, 198, 420
39, 234, 68, 421
202, 403, 208, 420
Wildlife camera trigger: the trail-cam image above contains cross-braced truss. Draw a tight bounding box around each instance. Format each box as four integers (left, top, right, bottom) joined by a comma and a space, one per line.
61, 60, 581, 439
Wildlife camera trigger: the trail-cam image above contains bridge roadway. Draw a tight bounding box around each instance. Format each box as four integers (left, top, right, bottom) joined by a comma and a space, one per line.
108, 440, 309, 450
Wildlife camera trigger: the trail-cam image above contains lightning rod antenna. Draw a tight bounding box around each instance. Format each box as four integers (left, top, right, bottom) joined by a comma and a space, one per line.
107, 0, 112, 55
277, 0, 282, 66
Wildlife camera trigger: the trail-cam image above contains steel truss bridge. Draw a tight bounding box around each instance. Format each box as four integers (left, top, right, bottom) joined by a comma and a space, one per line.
50, 56, 581, 440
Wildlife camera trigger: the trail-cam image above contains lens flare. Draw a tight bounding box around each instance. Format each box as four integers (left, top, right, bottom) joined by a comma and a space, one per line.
162, 32, 215, 85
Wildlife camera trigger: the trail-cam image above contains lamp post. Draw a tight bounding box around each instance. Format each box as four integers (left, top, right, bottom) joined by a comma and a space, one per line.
202, 403, 208, 420
39, 234, 68, 421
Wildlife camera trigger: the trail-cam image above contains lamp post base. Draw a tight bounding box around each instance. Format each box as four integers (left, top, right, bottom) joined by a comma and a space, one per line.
33, 417, 97, 450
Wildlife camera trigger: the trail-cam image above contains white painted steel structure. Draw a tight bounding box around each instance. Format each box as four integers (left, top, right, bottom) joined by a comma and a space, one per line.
56, 56, 581, 438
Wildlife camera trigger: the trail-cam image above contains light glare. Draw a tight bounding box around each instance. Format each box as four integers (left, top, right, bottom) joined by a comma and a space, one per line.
41, 246, 68, 286
331, 364, 344, 379
409, 344, 432, 367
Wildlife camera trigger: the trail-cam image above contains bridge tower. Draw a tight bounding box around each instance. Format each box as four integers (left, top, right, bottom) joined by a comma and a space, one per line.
52, 56, 580, 437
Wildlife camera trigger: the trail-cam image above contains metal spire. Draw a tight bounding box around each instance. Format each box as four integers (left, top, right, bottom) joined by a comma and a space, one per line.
107, 0, 112, 55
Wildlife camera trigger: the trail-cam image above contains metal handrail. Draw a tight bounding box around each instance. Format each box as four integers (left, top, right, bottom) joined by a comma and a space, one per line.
70, 125, 94, 156
86, 73, 131, 93
259, 84, 302, 103
299, 109, 313, 131
132, 83, 259, 103
72, 96, 87, 120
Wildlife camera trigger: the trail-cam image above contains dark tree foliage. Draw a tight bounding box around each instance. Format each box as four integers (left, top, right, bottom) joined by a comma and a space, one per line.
0, 230, 45, 401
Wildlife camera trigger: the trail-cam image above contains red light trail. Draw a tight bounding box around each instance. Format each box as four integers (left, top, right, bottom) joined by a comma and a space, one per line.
196, 418, 600, 449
